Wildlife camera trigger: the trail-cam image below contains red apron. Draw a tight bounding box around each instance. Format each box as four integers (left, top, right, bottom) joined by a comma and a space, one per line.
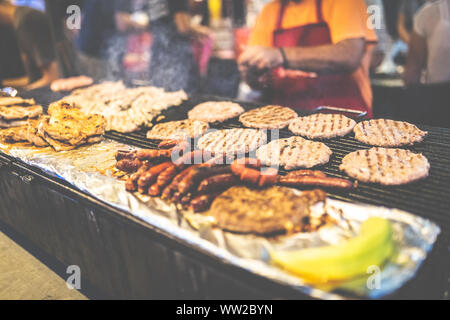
271, 0, 371, 117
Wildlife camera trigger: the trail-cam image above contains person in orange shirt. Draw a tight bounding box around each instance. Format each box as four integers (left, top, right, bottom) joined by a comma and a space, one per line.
239, 0, 377, 117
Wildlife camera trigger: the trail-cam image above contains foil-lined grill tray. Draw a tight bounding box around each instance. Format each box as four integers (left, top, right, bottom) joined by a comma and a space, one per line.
0, 140, 440, 299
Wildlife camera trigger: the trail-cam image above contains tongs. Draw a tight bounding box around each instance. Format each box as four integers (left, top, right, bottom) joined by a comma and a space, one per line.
0, 87, 18, 97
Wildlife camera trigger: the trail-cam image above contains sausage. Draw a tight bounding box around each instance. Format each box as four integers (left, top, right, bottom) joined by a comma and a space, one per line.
177, 165, 231, 195
258, 168, 279, 187
158, 139, 181, 149
285, 170, 327, 178
137, 162, 173, 189
158, 148, 175, 158
156, 165, 177, 187
148, 165, 178, 197
125, 177, 138, 192
125, 161, 152, 192
136, 149, 161, 160
240, 167, 260, 184
189, 193, 220, 213
180, 194, 193, 208
197, 173, 240, 193
116, 158, 142, 173
278, 175, 356, 190
116, 150, 136, 161
148, 183, 162, 197
161, 165, 200, 200
230, 158, 261, 176
171, 191, 183, 203
173, 150, 212, 168
230, 158, 278, 186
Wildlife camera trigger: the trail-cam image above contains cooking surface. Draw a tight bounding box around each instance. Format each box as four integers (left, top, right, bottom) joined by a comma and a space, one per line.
1, 87, 447, 299
105, 95, 450, 235
13, 89, 450, 235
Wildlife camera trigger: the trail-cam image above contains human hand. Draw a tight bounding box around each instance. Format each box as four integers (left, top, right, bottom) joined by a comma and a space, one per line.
238, 46, 284, 70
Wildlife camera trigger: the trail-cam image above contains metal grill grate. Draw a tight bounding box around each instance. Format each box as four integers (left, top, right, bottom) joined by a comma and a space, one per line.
15, 89, 450, 234
104, 96, 450, 234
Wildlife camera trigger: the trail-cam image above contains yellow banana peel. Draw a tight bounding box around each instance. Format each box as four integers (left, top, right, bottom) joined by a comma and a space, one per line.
270, 217, 394, 283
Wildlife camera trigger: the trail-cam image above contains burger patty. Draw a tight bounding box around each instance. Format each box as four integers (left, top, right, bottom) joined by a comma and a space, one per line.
288, 113, 356, 139
256, 136, 332, 170
353, 119, 428, 147
0, 105, 43, 121
146, 119, 210, 140
0, 97, 36, 106
197, 128, 267, 155
339, 147, 430, 185
239, 105, 298, 129
188, 101, 245, 123
206, 186, 327, 235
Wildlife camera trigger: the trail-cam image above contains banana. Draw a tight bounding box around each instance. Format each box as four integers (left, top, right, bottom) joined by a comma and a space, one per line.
270, 217, 394, 283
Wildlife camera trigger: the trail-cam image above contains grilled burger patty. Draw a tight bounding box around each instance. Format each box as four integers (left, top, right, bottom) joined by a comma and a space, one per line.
0, 105, 43, 122
239, 105, 298, 129
146, 119, 210, 140
0, 119, 30, 128
0, 126, 28, 143
339, 147, 430, 185
206, 186, 327, 235
197, 128, 267, 155
288, 113, 356, 139
188, 101, 245, 123
0, 97, 36, 106
44, 102, 106, 144
353, 119, 428, 147
256, 136, 332, 170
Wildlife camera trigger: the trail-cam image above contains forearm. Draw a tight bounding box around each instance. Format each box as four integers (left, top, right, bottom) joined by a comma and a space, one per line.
403, 64, 421, 86
403, 32, 426, 86
283, 38, 365, 74
2, 76, 29, 88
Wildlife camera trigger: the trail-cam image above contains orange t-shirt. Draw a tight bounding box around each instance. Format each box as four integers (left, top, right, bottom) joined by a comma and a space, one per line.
249, 0, 377, 109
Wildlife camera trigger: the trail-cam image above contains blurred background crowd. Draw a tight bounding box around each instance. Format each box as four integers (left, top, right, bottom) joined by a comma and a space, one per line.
1, 0, 449, 126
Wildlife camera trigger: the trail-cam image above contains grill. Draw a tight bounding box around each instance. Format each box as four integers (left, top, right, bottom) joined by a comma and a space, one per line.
11, 89, 450, 234
104, 95, 450, 235
1, 88, 448, 299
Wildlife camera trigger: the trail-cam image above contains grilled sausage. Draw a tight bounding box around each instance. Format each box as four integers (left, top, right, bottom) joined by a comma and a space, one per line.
156, 165, 177, 187
116, 158, 142, 173
177, 165, 231, 195
138, 162, 173, 189
230, 158, 261, 176
278, 175, 356, 190
136, 149, 161, 160
116, 150, 136, 161
158, 148, 175, 158
197, 173, 240, 193
125, 176, 138, 192
258, 168, 279, 187
231, 158, 278, 186
147, 165, 178, 197
173, 150, 212, 167
148, 183, 162, 197
171, 191, 183, 203
189, 193, 221, 212
125, 161, 152, 192
158, 139, 181, 149
180, 194, 193, 207
240, 167, 261, 184
161, 165, 200, 200
285, 170, 327, 178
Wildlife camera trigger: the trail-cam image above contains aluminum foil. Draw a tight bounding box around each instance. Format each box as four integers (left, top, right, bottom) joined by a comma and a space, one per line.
0, 140, 441, 299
